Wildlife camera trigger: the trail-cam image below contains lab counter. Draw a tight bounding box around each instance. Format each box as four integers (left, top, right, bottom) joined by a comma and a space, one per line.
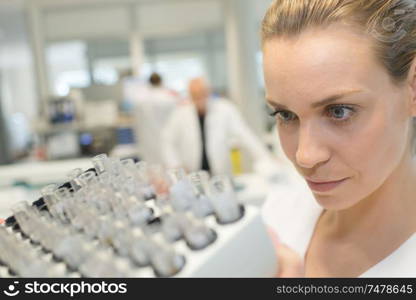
0, 158, 93, 219
0, 158, 93, 188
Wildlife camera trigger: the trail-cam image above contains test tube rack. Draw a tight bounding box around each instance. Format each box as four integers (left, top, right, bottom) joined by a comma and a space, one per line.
1, 157, 277, 278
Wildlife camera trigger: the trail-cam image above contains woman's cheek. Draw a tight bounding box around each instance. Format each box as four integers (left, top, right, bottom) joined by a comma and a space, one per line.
345, 118, 394, 188
278, 129, 298, 163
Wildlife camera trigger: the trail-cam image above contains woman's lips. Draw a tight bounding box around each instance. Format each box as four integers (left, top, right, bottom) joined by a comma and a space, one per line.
306, 178, 349, 193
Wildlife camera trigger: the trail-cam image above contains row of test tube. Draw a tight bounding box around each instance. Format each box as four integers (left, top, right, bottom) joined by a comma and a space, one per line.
5, 154, 244, 277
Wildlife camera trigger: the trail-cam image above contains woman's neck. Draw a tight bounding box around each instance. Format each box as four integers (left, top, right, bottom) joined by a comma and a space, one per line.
324, 151, 416, 239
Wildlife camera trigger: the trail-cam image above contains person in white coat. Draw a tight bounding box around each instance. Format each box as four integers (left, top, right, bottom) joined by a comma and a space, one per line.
133, 73, 179, 164
162, 77, 274, 175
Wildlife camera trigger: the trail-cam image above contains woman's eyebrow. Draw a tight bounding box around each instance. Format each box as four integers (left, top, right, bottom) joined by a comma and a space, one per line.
266, 101, 287, 110
310, 90, 362, 108
266, 89, 362, 110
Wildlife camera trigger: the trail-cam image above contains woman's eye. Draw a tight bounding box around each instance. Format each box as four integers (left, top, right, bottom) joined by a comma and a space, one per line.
326, 105, 355, 121
270, 110, 297, 123
269, 105, 356, 125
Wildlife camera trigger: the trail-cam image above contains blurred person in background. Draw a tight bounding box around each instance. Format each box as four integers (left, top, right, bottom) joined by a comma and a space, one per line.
133, 72, 180, 163
162, 77, 275, 175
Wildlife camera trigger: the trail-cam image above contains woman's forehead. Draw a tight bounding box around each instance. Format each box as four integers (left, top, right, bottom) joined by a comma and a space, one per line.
262, 24, 389, 103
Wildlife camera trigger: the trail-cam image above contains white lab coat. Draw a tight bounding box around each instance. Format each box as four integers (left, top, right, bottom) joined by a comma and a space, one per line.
133, 87, 179, 164
162, 98, 273, 175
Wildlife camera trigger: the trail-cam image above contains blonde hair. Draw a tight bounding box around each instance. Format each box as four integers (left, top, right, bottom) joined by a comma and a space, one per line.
261, 0, 416, 150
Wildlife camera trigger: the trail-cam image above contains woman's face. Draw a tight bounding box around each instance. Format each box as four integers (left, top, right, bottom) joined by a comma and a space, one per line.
263, 23, 414, 210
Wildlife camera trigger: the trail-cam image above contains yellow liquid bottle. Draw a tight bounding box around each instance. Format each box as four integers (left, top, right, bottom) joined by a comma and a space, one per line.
230, 147, 243, 176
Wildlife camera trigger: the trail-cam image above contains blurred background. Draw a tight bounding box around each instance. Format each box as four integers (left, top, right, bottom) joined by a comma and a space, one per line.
0, 0, 286, 217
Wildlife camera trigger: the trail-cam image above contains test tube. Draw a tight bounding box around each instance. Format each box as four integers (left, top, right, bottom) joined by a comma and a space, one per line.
91, 188, 112, 214
188, 171, 214, 217
53, 235, 94, 270
135, 162, 157, 200
109, 158, 123, 178
120, 177, 143, 201
147, 237, 185, 277
96, 220, 117, 246
41, 183, 59, 211
160, 213, 183, 242
209, 175, 243, 224
97, 171, 111, 185
120, 158, 136, 178
92, 154, 111, 175
167, 168, 187, 184
127, 202, 154, 226
11, 201, 31, 231
135, 161, 150, 182
67, 168, 83, 192
180, 214, 217, 250
168, 169, 196, 212
130, 239, 150, 267
77, 170, 98, 188
57, 187, 80, 224
80, 250, 123, 277
129, 229, 151, 267
154, 194, 172, 212
188, 171, 210, 195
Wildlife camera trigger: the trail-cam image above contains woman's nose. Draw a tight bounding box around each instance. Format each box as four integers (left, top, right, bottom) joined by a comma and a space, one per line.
295, 124, 330, 169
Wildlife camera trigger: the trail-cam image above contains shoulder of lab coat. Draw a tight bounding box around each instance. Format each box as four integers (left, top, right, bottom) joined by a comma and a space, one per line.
213, 98, 274, 163
161, 103, 196, 169
207, 97, 238, 114
217, 98, 284, 175
166, 102, 195, 121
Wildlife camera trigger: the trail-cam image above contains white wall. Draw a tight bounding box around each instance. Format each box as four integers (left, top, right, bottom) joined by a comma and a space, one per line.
44, 6, 131, 40
138, 0, 223, 38
42, 0, 223, 40
255, 0, 274, 23
0, 2, 37, 121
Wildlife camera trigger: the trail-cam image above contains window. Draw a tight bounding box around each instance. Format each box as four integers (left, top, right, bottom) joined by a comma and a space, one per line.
46, 41, 90, 97
93, 57, 131, 85
146, 53, 206, 95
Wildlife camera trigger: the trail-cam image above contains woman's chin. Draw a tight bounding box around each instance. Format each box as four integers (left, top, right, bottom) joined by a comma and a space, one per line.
312, 193, 359, 211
